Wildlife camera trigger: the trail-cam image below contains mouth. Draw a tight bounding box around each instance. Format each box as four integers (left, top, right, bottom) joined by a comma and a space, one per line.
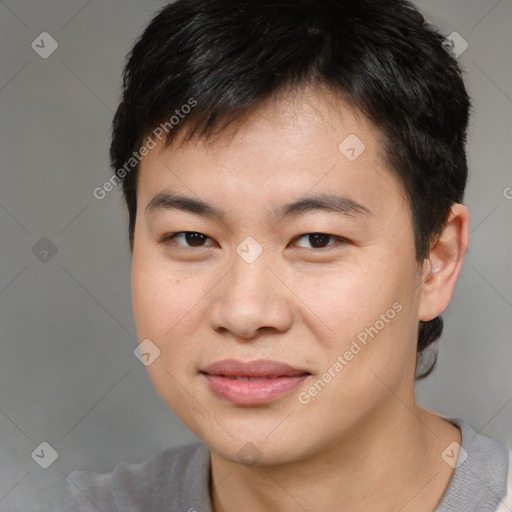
201, 358, 310, 378
200, 359, 311, 405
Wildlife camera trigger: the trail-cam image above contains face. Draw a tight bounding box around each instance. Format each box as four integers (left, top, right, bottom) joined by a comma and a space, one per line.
131, 87, 425, 465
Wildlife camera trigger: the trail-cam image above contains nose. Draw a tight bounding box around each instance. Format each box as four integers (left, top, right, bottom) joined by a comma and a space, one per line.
208, 256, 294, 340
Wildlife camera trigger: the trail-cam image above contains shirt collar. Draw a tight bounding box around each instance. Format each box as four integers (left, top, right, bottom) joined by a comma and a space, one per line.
434, 416, 508, 511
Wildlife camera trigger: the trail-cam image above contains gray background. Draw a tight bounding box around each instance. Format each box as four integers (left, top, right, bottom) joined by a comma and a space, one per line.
0, 0, 511, 508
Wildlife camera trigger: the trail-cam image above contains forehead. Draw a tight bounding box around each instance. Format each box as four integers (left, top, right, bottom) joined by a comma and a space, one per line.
137, 87, 408, 223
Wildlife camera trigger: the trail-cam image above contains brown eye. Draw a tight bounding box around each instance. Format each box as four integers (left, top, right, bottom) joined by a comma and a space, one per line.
162, 231, 214, 248
293, 233, 346, 250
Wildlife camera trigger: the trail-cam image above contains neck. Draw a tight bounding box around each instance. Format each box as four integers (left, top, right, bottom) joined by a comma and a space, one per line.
210, 402, 461, 512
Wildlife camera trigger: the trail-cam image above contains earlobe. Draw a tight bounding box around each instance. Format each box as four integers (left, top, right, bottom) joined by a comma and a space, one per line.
418, 203, 470, 322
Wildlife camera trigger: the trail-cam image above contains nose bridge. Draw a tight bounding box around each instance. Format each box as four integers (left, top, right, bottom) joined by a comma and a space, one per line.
209, 249, 292, 339
225, 231, 277, 301
230, 252, 274, 300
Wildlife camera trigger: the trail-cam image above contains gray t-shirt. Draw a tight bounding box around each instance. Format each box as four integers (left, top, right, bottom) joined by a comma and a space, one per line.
21, 417, 512, 511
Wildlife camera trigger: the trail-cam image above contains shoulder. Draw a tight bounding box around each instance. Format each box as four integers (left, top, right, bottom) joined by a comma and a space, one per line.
61, 441, 211, 512
436, 417, 511, 512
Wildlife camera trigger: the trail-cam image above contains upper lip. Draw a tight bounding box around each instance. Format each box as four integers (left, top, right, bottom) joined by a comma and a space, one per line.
201, 359, 310, 378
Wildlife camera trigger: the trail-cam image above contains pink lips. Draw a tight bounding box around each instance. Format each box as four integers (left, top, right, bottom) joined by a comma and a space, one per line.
201, 359, 310, 406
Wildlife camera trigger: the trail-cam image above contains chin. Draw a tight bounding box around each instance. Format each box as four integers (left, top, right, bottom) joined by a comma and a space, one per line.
194, 419, 315, 467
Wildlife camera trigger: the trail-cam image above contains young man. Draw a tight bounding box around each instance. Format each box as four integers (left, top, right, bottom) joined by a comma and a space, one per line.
55, 0, 511, 510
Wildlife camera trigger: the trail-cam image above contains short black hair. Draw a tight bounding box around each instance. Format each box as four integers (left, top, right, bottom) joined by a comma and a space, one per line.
110, 0, 471, 379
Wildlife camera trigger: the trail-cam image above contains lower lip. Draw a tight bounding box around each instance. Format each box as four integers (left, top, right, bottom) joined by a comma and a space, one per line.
202, 373, 310, 406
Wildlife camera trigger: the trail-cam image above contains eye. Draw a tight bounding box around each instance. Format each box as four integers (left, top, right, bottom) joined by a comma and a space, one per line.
291, 232, 348, 250
160, 231, 215, 248
160, 231, 348, 251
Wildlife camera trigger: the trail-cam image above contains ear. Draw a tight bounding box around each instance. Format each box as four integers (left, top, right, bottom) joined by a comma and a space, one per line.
418, 203, 470, 322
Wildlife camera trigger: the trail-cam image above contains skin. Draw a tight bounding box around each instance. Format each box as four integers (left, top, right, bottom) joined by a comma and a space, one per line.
131, 86, 470, 512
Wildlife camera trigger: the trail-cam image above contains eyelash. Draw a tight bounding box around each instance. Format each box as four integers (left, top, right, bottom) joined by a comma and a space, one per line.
159, 231, 349, 251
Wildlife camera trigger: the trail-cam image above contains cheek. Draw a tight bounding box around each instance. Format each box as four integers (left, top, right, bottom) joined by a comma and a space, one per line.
295, 271, 416, 419
132, 269, 193, 337
131, 258, 203, 409
131, 254, 211, 370
296, 266, 398, 341
132, 244, 182, 331
295, 258, 417, 385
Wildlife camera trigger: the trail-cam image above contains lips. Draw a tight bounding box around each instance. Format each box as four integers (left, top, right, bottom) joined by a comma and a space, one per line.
200, 359, 311, 405
201, 358, 310, 379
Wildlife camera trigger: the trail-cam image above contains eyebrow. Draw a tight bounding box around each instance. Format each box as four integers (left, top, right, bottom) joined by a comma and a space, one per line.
144, 192, 373, 222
